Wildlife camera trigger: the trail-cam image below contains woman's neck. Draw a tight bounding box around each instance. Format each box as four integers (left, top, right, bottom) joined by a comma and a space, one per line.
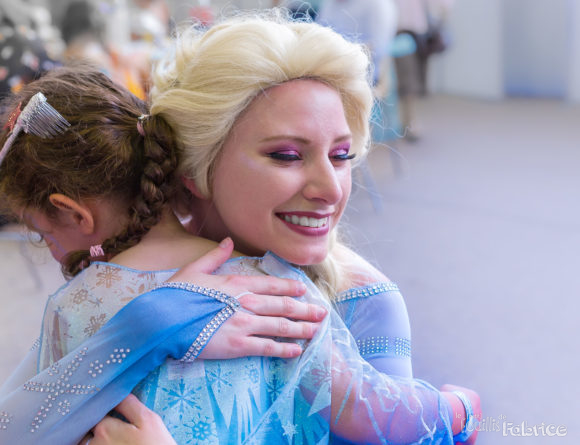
109, 208, 219, 271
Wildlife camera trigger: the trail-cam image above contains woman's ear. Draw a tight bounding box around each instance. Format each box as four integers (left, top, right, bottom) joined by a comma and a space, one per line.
182, 175, 207, 199
48, 194, 95, 235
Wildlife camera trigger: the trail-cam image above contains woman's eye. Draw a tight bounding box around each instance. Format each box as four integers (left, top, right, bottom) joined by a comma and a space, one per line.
332, 152, 356, 161
268, 152, 301, 161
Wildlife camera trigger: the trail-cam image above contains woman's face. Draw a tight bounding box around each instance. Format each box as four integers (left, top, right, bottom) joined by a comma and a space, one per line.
198, 79, 354, 265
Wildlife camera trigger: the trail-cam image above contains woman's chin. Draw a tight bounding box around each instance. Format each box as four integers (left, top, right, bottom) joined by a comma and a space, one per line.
275, 248, 328, 267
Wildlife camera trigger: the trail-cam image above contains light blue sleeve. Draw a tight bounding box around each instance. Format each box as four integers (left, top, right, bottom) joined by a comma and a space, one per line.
334, 282, 413, 377
0, 285, 237, 445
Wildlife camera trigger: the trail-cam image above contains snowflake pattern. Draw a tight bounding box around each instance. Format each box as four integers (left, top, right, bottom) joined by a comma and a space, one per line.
168, 413, 218, 445
159, 379, 203, 421
282, 421, 298, 440
23, 348, 99, 433
247, 365, 260, 384
72, 289, 89, 305
83, 314, 107, 336
95, 266, 122, 288
206, 363, 232, 393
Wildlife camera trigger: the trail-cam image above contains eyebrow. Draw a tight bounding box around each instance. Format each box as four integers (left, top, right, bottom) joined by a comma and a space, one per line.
259, 134, 352, 144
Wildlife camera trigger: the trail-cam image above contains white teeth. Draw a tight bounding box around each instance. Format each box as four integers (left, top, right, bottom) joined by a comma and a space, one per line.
283, 215, 328, 228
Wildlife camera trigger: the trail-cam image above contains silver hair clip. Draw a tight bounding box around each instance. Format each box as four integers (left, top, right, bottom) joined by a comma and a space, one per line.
0, 92, 71, 166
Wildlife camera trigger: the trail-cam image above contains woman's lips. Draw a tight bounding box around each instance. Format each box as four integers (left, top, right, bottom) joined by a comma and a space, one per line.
276, 212, 331, 236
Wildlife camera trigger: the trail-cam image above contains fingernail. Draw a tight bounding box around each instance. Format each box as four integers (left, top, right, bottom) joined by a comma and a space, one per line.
291, 344, 303, 356
219, 237, 232, 248
296, 282, 307, 294
316, 307, 327, 320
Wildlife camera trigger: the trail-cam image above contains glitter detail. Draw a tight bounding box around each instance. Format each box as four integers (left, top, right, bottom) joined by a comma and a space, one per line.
356, 336, 411, 358
23, 347, 98, 433
335, 282, 399, 303
0, 411, 12, 431
88, 348, 131, 378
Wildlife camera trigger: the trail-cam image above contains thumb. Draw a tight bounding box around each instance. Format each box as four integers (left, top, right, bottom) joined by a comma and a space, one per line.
176, 237, 234, 276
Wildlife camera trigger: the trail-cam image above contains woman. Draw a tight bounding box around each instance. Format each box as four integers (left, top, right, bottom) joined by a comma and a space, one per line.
95, 11, 477, 443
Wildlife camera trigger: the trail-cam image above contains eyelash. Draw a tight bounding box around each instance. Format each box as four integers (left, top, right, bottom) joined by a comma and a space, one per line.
267, 152, 356, 162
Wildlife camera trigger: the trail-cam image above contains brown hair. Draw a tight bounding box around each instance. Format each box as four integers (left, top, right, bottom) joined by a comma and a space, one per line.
0, 65, 178, 278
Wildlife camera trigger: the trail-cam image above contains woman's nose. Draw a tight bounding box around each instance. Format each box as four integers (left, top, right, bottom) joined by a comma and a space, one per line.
302, 160, 344, 204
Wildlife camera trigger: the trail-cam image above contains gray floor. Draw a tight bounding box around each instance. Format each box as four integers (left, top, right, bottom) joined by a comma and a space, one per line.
345, 95, 580, 444
1, 94, 578, 443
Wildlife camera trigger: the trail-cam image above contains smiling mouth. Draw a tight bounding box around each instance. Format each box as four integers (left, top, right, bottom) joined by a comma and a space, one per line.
280, 214, 329, 228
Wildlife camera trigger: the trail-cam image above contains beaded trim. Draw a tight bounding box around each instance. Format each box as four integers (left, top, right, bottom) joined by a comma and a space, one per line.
154, 282, 240, 362
180, 306, 235, 362
30, 338, 41, 352
335, 282, 399, 303
155, 282, 240, 310
356, 336, 411, 358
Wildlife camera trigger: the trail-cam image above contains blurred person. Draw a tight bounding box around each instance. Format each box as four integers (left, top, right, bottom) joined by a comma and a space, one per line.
316, 0, 401, 145
271, 0, 323, 21
393, 0, 454, 141
0, 0, 59, 101
60, 0, 148, 99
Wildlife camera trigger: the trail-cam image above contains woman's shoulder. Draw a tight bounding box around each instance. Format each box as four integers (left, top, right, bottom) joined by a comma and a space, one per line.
333, 244, 394, 293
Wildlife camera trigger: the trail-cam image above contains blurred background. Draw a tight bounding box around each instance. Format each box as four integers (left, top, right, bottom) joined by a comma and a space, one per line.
1, 1, 578, 444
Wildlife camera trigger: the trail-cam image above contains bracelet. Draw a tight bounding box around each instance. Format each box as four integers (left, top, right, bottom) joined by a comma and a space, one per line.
452, 390, 477, 442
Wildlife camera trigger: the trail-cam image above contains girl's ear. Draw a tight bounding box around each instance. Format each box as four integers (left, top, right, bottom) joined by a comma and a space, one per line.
182, 175, 207, 199
48, 194, 95, 235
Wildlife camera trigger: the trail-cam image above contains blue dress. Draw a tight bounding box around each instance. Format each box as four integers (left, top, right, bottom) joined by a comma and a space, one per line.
0, 253, 452, 444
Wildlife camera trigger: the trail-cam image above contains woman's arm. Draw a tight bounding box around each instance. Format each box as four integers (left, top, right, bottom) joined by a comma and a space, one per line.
331, 246, 480, 443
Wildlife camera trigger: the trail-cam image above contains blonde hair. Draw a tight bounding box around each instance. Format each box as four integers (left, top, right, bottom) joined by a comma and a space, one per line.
150, 10, 374, 296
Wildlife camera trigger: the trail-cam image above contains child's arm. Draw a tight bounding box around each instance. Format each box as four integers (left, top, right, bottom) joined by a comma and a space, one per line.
0, 243, 325, 445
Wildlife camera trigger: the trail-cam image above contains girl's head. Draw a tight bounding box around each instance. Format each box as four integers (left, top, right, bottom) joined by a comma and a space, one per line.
0, 66, 178, 277
149, 12, 373, 270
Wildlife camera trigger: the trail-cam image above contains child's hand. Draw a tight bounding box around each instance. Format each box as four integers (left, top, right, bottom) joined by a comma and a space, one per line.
80, 394, 175, 445
166, 238, 327, 359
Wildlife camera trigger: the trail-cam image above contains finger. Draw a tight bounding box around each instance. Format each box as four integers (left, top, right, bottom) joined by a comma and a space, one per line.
243, 313, 320, 339
238, 294, 326, 321
228, 275, 307, 299
77, 433, 93, 445
112, 394, 148, 428
237, 337, 303, 358
169, 237, 234, 278
92, 415, 136, 442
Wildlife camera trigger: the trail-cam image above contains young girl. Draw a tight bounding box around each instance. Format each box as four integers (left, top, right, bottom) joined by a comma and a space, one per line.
0, 65, 326, 444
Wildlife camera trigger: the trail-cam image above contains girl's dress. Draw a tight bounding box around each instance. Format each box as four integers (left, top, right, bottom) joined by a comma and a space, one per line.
0, 253, 452, 444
